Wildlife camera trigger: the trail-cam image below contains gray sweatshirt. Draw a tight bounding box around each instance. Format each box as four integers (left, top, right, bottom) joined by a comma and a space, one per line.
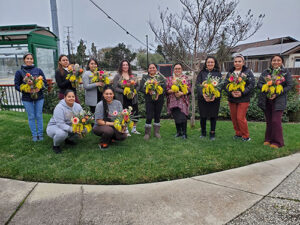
47, 99, 83, 132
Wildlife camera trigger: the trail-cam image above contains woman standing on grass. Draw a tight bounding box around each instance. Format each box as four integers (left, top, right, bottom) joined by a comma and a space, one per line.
82, 59, 104, 113
196, 56, 222, 140
257, 55, 293, 148
93, 86, 127, 149
113, 60, 140, 135
139, 63, 166, 140
46, 89, 83, 154
166, 63, 190, 139
224, 54, 255, 141
55, 55, 79, 103
14, 53, 47, 142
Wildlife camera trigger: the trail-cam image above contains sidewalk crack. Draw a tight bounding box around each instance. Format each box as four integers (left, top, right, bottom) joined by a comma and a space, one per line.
78, 186, 84, 225
190, 177, 264, 197
5, 182, 39, 225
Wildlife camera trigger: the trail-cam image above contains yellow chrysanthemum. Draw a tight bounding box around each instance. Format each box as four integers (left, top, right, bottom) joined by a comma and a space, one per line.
171, 85, 179, 92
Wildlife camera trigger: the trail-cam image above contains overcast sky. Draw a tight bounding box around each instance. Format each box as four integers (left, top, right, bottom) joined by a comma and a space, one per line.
0, 0, 299, 54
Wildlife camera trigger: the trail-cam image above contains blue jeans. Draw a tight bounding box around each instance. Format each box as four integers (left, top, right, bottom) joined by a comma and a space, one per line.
22, 99, 44, 137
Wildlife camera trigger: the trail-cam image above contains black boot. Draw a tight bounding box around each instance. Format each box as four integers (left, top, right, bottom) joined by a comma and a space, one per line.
52, 145, 62, 154
210, 131, 215, 140
200, 130, 206, 138
182, 122, 187, 139
175, 123, 182, 137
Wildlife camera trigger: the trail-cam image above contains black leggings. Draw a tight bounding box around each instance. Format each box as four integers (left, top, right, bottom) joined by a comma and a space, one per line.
171, 107, 187, 124
200, 117, 217, 132
145, 96, 164, 124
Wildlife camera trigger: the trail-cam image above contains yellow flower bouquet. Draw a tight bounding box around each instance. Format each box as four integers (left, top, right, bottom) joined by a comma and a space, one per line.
201, 74, 221, 99
71, 111, 94, 137
171, 77, 188, 95
226, 72, 247, 92
20, 73, 44, 99
261, 68, 285, 98
122, 76, 137, 99
66, 64, 84, 88
144, 75, 164, 100
112, 106, 135, 133
91, 68, 111, 92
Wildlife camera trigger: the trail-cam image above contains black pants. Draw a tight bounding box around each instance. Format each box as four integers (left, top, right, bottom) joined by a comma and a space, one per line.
93, 125, 127, 144
171, 107, 187, 124
200, 117, 216, 133
123, 95, 139, 118
145, 96, 164, 124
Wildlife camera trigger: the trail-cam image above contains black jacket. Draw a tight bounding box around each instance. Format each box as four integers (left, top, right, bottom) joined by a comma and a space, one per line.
257, 67, 293, 111
224, 66, 255, 103
14, 65, 47, 102
196, 69, 222, 102
55, 69, 76, 94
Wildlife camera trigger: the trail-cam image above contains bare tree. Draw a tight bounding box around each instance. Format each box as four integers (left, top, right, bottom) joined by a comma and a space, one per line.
149, 0, 264, 126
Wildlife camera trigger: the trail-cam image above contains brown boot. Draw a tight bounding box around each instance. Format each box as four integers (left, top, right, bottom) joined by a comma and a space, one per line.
153, 123, 161, 139
144, 124, 152, 140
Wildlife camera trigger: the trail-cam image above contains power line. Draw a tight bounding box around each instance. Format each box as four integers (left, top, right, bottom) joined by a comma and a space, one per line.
89, 0, 153, 51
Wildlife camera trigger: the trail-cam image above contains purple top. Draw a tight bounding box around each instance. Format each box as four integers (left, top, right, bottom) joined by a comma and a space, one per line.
166, 75, 191, 116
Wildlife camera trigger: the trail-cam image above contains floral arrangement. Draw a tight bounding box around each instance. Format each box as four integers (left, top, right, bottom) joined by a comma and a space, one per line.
226, 72, 247, 92
261, 68, 285, 98
112, 106, 135, 133
201, 74, 221, 99
144, 75, 164, 100
171, 76, 188, 95
66, 64, 84, 88
20, 73, 44, 99
71, 111, 94, 137
122, 76, 137, 99
91, 68, 111, 92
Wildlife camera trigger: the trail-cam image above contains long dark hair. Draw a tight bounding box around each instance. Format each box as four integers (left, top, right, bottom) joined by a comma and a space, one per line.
102, 85, 114, 122
118, 59, 132, 75
57, 54, 69, 76
86, 58, 99, 71
202, 56, 220, 72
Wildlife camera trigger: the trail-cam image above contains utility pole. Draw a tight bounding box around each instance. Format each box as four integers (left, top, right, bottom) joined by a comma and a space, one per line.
50, 0, 60, 54
65, 26, 72, 59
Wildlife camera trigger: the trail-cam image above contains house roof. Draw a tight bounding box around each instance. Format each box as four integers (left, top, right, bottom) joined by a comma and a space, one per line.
233, 42, 300, 57
232, 36, 298, 53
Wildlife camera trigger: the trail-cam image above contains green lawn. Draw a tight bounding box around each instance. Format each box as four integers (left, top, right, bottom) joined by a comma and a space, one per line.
0, 111, 299, 185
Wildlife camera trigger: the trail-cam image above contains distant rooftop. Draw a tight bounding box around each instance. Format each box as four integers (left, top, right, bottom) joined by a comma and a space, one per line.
232, 36, 298, 53
233, 42, 300, 57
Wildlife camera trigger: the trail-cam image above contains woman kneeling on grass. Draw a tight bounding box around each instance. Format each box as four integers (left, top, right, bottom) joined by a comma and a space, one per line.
46, 89, 83, 154
93, 86, 127, 149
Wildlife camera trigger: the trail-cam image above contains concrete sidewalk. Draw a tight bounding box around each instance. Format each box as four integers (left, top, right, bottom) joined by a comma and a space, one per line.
1, 153, 299, 225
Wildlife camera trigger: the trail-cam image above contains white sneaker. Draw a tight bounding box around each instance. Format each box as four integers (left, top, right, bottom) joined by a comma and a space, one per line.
125, 128, 131, 136
131, 126, 141, 134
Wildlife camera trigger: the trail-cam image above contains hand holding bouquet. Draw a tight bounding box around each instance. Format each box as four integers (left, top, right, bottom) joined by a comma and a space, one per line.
145, 75, 164, 100
91, 69, 111, 92
66, 64, 84, 88
20, 73, 44, 99
122, 76, 137, 99
171, 77, 188, 97
71, 111, 94, 137
201, 74, 221, 101
261, 68, 285, 99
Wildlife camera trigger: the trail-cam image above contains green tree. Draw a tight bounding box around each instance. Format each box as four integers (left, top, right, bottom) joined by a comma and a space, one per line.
104, 43, 136, 69
137, 53, 164, 70
90, 42, 98, 60
76, 39, 87, 66
215, 32, 231, 71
